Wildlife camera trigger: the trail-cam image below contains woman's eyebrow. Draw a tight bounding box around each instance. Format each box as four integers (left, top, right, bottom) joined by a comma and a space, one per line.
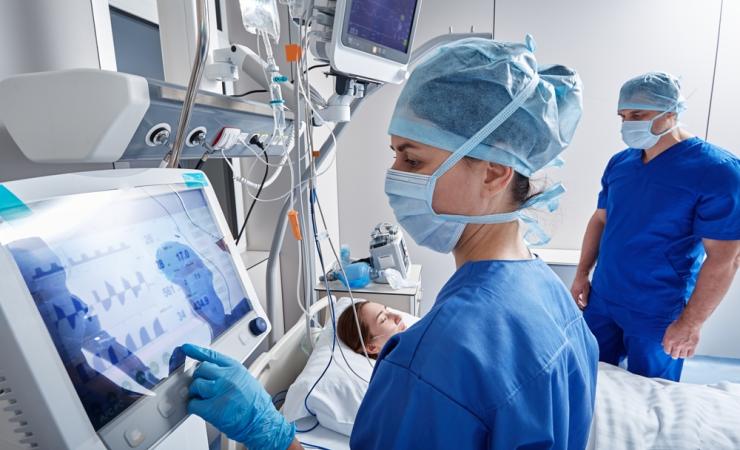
376, 307, 388, 321
395, 142, 420, 153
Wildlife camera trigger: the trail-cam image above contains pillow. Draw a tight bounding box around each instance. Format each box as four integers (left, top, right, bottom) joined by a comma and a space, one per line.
281, 297, 419, 436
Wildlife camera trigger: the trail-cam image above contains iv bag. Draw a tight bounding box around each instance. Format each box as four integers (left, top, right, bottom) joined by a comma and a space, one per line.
239, 0, 280, 41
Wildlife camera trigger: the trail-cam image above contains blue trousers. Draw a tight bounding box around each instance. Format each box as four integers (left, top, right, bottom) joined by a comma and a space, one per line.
584, 290, 684, 381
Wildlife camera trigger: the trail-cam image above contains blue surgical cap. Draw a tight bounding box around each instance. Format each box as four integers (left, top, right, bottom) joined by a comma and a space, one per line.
618, 72, 687, 113
388, 37, 583, 177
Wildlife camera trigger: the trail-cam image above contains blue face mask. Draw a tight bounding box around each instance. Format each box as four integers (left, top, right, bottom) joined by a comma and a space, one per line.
385, 170, 564, 253
620, 110, 676, 149
385, 170, 466, 253
385, 74, 566, 254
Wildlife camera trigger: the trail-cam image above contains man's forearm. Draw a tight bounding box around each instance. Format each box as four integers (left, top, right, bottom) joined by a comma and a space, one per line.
681, 254, 740, 326
576, 212, 605, 276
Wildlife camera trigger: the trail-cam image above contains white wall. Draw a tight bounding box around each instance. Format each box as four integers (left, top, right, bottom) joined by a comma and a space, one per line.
706, 0, 740, 156
336, 0, 495, 314
495, 0, 722, 250
692, 0, 740, 358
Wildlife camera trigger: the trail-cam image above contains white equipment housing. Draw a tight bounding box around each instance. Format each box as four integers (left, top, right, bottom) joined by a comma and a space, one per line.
0, 69, 150, 163
311, 0, 423, 84
0, 69, 285, 163
369, 222, 411, 283
0, 169, 271, 450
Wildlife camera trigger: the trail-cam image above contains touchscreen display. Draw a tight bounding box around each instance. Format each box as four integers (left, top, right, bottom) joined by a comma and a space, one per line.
0, 185, 252, 430
347, 0, 419, 53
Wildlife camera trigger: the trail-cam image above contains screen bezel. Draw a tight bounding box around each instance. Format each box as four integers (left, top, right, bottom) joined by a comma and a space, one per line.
339, 0, 421, 64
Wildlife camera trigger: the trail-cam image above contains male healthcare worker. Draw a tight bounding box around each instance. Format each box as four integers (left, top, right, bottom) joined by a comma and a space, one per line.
571, 72, 740, 381
180, 37, 599, 450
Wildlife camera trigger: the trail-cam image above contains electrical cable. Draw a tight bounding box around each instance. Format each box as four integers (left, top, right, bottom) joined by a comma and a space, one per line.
307, 186, 373, 381
231, 89, 268, 98
314, 191, 375, 369
304, 189, 373, 390
235, 149, 269, 246
291, 16, 374, 403
296, 188, 338, 430
292, 14, 345, 431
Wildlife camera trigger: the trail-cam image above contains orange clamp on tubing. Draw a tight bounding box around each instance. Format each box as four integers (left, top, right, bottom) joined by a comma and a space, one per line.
285, 44, 302, 62
288, 209, 302, 241
312, 150, 321, 158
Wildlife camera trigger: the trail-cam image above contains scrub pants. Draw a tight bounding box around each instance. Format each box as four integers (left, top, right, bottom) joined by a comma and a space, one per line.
584, 291, 684, 381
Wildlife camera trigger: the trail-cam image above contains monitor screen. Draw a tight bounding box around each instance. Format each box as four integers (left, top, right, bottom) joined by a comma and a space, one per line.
346, 0, 419, 53
0, 185, 252, 431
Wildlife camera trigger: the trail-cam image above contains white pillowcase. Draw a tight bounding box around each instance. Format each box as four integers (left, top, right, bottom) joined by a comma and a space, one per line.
282, 297, 419, 436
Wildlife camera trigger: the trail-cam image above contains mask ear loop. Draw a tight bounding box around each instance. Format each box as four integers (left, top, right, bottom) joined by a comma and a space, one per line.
648, 109, 679, 138
650, 90, 691, 137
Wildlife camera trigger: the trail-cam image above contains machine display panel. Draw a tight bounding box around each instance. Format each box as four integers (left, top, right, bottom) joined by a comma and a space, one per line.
0, 184, 252, 431
346, 0, 420, 54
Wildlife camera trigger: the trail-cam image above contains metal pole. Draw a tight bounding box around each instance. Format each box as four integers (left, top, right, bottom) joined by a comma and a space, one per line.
167, 0, 210, 168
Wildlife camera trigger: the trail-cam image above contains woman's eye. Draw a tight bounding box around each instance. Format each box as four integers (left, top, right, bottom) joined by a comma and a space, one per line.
406, 159, 419, 167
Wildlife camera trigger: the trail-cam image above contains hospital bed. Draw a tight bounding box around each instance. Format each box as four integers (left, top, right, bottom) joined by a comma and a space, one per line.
248, 298, 740, 450
248, 298, 350, 449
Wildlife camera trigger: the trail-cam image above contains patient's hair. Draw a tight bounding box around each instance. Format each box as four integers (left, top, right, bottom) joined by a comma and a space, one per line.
336, 301, 377, 359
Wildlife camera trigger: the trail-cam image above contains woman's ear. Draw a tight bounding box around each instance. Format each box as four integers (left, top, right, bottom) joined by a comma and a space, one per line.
483, 163, 514, 195
366, 343, 379, 355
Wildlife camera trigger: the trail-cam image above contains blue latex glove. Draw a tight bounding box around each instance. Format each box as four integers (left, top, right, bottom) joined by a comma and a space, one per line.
181, 344, 295, 450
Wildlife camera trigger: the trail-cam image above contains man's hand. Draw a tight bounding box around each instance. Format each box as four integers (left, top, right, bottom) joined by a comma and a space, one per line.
662, 317, 702, 359
570, 274, 591, 310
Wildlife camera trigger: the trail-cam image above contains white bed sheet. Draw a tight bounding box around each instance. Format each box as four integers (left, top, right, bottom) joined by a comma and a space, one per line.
588, 362, 740, 450
294, 418, 350, 450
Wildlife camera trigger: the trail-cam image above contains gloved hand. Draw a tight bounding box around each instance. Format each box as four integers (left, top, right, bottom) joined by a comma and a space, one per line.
181, 344, 295, 450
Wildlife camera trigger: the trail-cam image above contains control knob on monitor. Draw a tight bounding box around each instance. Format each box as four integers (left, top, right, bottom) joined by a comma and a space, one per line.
249, 317, 268, 336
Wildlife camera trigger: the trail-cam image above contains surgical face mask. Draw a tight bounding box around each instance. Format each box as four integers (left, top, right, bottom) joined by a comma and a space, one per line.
385, 74, 565, 253
620, 111, 677, 149
385, 170, 466, 253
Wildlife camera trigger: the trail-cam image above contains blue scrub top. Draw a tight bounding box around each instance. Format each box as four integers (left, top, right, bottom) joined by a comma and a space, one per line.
592, 137, 740, 312
350, 259, 598, 449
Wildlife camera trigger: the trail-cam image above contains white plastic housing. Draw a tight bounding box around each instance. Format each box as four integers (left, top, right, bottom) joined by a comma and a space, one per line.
0, 169, 271, 450
0, 69, 150, 163
327, 0, 412, 84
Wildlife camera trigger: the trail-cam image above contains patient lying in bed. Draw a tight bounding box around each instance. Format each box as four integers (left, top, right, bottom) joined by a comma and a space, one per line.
327, 300, 740, 449
335, 300, 406, 359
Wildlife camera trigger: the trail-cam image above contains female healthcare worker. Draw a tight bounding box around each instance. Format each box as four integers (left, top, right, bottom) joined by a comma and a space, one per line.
180, 37, 599, 450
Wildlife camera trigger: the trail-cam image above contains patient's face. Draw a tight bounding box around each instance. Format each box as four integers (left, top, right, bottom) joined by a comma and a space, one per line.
362, 302, 407, 354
